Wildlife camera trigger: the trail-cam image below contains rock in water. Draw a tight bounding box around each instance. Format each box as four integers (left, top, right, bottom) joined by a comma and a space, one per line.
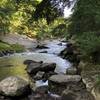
26, 61, 56, 75
49, 75, 81, 84
48, 75, 82, 94
26, 62, 42, 74
36, 44, 48, 49
23, 60, 43, 65
0, 76, 30, 96
41, 63, 56, 72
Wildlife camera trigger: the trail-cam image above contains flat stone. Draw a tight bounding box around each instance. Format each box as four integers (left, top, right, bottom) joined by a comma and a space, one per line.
49, 75, 81, 84
26, 61, 56, 75
48, 75, 82, 94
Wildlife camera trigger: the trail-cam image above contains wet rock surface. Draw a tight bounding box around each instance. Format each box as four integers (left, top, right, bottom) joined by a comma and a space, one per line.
59, 42, 80, 67
23, 60, 39, 65
0, 40, 96, 100
48, 75, 83, 94
36, 44, 48, 49
34, 71, 45, 80
0, 50, 14, 57
25, 60, 56, 77
49, 75, 81, 84
25, 61, 43, 74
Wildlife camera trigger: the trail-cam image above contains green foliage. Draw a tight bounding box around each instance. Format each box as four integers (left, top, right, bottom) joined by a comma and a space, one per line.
33, 0, 71, 24
0, 0, 71, 37
0, 0, 39, 35
31, 18, 69, 39
76, 32, 100, 54
0, 42, 11, 51
68, 0, 100, 35
51, 24, 66, 37
33, 0, 61, 24
75, 32, 100, 62
67, 0, 100, 63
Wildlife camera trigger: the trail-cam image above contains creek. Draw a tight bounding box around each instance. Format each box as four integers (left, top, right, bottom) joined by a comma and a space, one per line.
0, 40, 71, 84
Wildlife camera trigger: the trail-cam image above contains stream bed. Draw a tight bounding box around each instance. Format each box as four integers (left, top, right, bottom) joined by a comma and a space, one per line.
0, 40, 95, 100
0, 40, 71, 81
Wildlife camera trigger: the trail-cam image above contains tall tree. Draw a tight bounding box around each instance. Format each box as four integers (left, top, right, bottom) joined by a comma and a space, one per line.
32, 0, 73, 24
68, 0, 100, 35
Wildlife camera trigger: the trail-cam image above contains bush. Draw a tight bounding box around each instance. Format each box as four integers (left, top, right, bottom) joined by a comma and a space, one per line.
51, 24, 67, 37
75, 32, 100, 62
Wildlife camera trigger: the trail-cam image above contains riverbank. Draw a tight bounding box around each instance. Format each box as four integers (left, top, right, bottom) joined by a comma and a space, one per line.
1, 33, 37, 49
60, 39, 100, 100
0, 33, 98, 100
0, 33, 38, 57
0, 41, 25, 57
0, 37, 96, 100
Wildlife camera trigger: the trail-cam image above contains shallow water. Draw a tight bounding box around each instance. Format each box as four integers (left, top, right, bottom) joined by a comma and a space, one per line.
35, 40, 67, 54
0, 52, 71, 81
0, 40, 71, 82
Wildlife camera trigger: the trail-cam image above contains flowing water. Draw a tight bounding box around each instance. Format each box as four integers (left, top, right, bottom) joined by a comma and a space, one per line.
35, 40, 67, 54
0, 40, 71, 82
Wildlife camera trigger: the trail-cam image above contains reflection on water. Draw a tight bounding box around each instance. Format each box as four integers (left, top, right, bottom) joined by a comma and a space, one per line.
0, 53, 71, 81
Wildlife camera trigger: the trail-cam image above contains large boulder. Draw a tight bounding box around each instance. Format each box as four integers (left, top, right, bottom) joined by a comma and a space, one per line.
49, 75, 81, 84
0, 76, 30, 96
26, 61, 42, 74
26, 61, 56, 75
41, 63, 56, 72
48, 75, 82, 94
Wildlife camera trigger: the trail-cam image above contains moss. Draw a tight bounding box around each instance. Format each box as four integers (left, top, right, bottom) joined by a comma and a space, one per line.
0, 42, 25, 53
11, 44, 25, 53
82, 62, 100, 72
0, 42, 11, 51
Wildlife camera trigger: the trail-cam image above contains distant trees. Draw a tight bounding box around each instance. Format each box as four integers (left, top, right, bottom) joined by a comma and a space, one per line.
0, 0, 41, 34
0, 0, 72, 37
